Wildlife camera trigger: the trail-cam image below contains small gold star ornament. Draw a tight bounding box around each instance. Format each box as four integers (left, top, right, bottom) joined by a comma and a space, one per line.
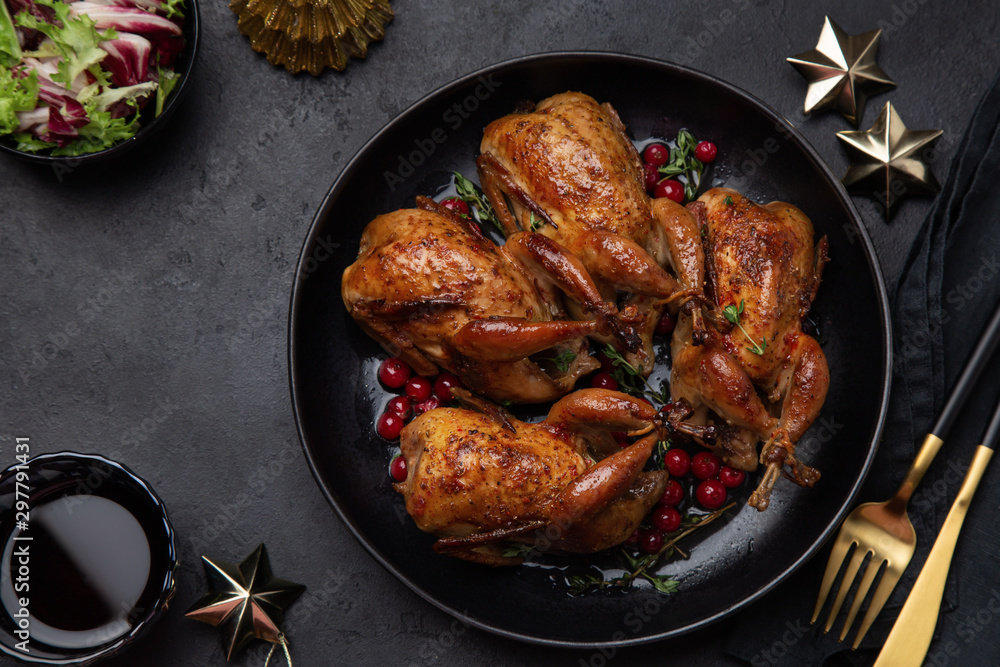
186, 544, 306, 661
787, 16, 896, 126
836, 101, 943, 220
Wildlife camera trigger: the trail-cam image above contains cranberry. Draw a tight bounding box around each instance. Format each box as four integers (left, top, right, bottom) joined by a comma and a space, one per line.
625, 529, 641, 546
611, 431, 629, 448
389, 455, 407, 482
413, 396, 441, 417
655, 311, 676, 336
433, 372, 462, 401
386, 396, 412, 420
651, 506, 682, 533
591, 371, 619, 391
695, 140, 718, 163
654, 178, 684, 203
663, 449, 691, 478
643, 143, 669, 167
405, 376, 433, 402
696, 479, 727, 509
378, 357, 411, 389
719, 465, 746, 488
640, 529, 664, 554
659, 479, 685, 507
376, 412, 404, 440
441, 197, 469, 216
644, 163, 660, 190
691, 451, 721, 480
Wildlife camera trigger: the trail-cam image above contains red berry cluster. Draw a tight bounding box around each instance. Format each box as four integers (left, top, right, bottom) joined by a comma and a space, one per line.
643, 138, 717, 204
377, 357, 464, 483
630, 448, 746, 554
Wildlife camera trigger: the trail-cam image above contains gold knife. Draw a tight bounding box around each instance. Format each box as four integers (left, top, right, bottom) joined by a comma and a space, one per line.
873, 409, 998, 667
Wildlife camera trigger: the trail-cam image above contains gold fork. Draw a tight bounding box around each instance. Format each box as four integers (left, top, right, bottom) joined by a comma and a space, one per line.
812, 301, 1000, 647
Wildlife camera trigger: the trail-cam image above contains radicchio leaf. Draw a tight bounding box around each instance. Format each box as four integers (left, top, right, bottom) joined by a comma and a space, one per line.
100, 32, 150, 87
69, 3, 181, 37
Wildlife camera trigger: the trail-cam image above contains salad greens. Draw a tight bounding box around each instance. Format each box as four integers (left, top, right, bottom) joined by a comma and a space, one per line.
0, 0, 186, 157
0, 0, 21, 66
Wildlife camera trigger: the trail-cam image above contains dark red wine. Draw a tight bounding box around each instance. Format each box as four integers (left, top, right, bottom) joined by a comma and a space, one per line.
1, 495, 156, 650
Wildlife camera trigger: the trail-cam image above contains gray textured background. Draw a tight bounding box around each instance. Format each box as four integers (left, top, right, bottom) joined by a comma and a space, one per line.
1, 0, 999, 665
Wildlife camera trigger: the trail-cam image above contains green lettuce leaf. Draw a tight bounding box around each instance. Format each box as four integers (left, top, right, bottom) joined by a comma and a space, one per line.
16, 0, 116, 89
164, 0, 185, 19
0, 67, 39, 134
11, 131, 56, 153
154, 65, 179, 116
50, 100, 139, 156
89, 80, 156, 112
0, 0, 22, 67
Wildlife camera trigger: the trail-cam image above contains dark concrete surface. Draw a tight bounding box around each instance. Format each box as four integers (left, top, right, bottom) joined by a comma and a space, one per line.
1, 1, 999, 665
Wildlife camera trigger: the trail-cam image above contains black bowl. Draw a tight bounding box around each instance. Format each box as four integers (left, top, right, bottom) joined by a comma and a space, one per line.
288, 52, 892, 647
0, 452, 177, 664
0, 0, 200, 166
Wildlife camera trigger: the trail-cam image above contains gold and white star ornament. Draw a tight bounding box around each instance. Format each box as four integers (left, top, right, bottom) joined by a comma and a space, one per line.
787, 16, 896, 126
836, 101, 943, 220
186, 544, 306, 661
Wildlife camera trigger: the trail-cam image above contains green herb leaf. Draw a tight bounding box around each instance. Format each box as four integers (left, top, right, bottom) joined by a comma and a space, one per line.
722, 299, 766, 355
723, 195, 734, 206
602, 344, 670, 403
654, 128, 706, 203
501, 544, 536, 559
642, 573, 679, 594
453, 172, 505, 236
528, 211, 544, 231
567, 573, 603, 596
537, 348, 576, 373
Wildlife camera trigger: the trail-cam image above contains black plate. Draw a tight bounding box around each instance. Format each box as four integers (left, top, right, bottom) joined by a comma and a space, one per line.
288, 52, 892, 647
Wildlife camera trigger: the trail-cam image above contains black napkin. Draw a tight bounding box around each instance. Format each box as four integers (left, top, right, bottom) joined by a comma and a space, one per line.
723, 70, 1000, 666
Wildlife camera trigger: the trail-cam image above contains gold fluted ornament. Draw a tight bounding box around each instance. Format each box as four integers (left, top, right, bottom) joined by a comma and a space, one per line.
230, 0, 393, 75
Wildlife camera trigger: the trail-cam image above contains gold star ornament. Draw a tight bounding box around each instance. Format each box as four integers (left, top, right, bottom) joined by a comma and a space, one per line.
836, 101, 943, 220
186, 544, 306, 661
787, 16, 896, 126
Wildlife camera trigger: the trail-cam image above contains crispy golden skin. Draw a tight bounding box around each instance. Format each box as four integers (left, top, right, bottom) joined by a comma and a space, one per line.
395, 389, 668, 565
477, 92, 706, 371
670, 188, 830, 511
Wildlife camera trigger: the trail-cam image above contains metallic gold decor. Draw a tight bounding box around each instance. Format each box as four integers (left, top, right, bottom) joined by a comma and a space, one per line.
186, 544, 306, 661
787, 16, 895, 126
836, 101, 942, 220
230, 0, 393, 75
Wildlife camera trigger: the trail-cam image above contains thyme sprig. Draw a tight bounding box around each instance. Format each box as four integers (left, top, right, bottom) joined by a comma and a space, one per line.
722, 299, 767, 356
537, 348, 577, 373
453, 172, 505, 236
566, 502, 736, 595
602, 344, 670, 404
657, 129, 706, 202
528, 212, 544, 231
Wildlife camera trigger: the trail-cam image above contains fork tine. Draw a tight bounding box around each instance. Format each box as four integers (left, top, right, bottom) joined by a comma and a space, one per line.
812, 533, 857, 623
824, 544, 871, 633
839, 556, 884, 641
852, 560, 905, 649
